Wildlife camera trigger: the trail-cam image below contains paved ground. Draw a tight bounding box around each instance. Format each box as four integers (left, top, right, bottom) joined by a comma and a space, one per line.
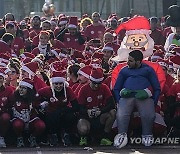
0, 146, 180, 154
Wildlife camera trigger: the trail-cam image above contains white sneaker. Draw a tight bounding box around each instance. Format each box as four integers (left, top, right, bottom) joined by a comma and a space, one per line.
0, 137, 6, 148
142, 135, 153, 146
113, 133, 128, 148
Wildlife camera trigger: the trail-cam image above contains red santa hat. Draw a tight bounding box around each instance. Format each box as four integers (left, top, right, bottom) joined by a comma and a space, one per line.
170, 56, 180, 68
0, 53, 10, 64
115, 16, 151, 35
92, 52, 104, 60
0, 67, 11, 75
157, 59, 168, 69
89, 68, 104, 83
21, 62, 38, 78
19, 78, 34, 89
58, 16, 68, 25
90, 58, 102, 68
151, 51, 164, 61
171, 47, 180, 56
20, 52, 35, 59
0, 68, 6, 78
50, 70, 68, 101
21, 57, 33, 65
68, 16, 78, 28
102, 43, 114, 52
78, 65, 92, 79
50, 61, 64, 72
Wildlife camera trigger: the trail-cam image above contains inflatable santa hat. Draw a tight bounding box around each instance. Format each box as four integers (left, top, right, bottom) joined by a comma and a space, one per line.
112, 16, 154, 63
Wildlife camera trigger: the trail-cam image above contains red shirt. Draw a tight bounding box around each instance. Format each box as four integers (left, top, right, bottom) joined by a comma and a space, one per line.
29, 28, 41, 40
37, 86, 76, 113
167, 82, 180, 102
0, 86, 14, 113
63, 33, 85, 51
78, 83, 112, 109
32, 35, 39, 48
52, 39, 65, 49
84, 24, 106, 40
11, 37, 25, 56
0, 40, 12, 56
150, 29, 165, 46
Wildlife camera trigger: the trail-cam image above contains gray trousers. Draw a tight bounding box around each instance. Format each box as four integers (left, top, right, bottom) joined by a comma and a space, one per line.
116, 98, 155, 135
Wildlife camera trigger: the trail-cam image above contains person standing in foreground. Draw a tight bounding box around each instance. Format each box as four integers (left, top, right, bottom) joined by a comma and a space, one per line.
113, 50, 161, 148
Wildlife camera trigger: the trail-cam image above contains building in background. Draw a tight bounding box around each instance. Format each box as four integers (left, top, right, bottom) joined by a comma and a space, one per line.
0, 0, 178, 21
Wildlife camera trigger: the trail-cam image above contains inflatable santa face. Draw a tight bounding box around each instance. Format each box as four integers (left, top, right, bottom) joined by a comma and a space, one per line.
112, 16, 154, 63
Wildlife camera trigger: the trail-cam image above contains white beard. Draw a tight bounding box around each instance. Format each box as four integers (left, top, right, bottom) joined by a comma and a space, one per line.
111, 48, 153, 63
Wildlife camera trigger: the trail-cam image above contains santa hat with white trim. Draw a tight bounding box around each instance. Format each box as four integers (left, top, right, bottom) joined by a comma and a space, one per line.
0, 67, 11, 75
170, 55, 180, 69
151, 51, 164, 61
90, 68, 104, 83
20, 52, 35, 59
172, 47, 180, 56
19, 78, 34, 89
58, 16, 68, 25
90, 58, 102, 68
50, 70, 68, 102
78, 65, 92, 79
102, 43, 114, 52
21, 62, 38, 79
68, 16, 78, 29
0, 53, 10, 66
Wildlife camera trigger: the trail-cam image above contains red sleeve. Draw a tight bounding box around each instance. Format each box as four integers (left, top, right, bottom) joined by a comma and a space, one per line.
67, 87, 76, 102
102, 84, 113, 101
32, 36, 39, 47
77, 86, 86, 105
167, 84, 177, 97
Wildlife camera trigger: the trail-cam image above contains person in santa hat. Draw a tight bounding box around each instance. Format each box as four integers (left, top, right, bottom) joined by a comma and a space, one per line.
31, 20, 51, 48
113, 50, 161, 148
77, 68, 116, 146
20, 61, 47, 91
84, 12, 106, 41
36, 70, 79, 147
73, 65, 92, 95
79, 17, 92, 33
164, 5, 180, 52
9, 78, 45, 147
54, 16, 68, 37
57, 16, 86, 51
31, 31, 60, 61
0, 68, 14, 148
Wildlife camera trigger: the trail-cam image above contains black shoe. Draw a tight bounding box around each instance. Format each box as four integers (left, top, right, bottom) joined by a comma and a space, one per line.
28, 135, 39, 147
17, 137, 24, 148
49, 134, 58, 147
62, 133, 72, 146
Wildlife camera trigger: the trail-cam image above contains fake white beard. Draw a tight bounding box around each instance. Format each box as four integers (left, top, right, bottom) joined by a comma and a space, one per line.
38, 43, 47, 56
111, 48, 153, 63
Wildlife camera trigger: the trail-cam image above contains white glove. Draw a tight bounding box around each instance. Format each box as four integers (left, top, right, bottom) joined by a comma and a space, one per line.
40, 101, 49, 109
87, 109, 94, 118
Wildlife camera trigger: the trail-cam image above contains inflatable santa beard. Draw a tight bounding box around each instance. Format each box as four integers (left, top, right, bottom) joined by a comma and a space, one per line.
112, 29, 154, 63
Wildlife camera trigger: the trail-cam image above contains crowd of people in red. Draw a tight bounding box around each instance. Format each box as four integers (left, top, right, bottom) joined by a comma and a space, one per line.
0, 5, 179, 148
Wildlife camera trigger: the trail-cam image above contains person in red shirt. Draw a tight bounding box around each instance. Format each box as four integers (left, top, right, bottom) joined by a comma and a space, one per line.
67, 64, 80, 88
10, 78, 45, 148
57, 16, 86, 51
20, 61, 47, 91
32, 20, 51, 48
5, 22, 25, 57
0, 68, 14, 148
84, 12, 106, 41
77, 68, 116, 146
36, 70, 79, 146
149, 17, 165, 46
73, 65, 92, 95
165, 69, 180, 135
29, 15, 41, 41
